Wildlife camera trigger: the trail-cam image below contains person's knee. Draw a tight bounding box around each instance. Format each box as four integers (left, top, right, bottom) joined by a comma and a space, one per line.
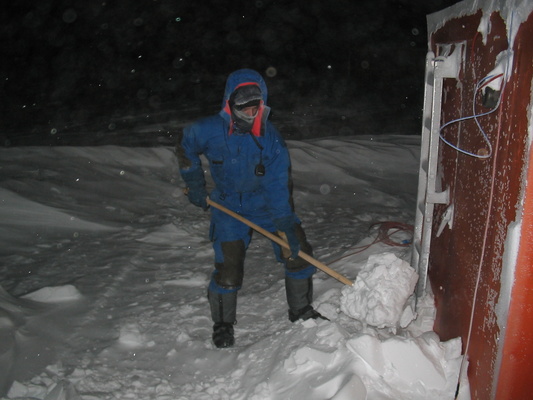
214, 240, 245, 289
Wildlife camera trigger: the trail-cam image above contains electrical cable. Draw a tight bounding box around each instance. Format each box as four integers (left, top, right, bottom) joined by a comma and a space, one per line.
327, 221, 414, 265
439, 72, 505, 159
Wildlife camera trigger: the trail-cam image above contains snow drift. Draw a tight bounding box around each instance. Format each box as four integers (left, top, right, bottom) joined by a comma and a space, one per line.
0, 136, 469, 399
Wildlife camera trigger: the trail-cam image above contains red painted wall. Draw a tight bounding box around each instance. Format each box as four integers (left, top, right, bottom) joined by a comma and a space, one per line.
495, 147, 533, 399
427, 7, 533, 400
493, 9, 533, 398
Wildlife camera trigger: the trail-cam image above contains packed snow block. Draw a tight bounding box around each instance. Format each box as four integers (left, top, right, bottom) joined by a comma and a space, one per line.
283, 345, 337, 373
345, 334, 386, 376
381, 336, 447, 389
118, 323, 145, 347
21, 285, 82, 303
44, 379, 82, 400
8, 380, 48, 399
347, 335, 447, 392
347, 332, 463, 395
313, 373, 368, 400
8, 379, 81, 400
340, 252, 418, 328
329, 374, 367, 400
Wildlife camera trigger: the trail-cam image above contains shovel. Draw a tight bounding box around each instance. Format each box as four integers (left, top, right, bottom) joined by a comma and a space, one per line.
207, 198, 354, 286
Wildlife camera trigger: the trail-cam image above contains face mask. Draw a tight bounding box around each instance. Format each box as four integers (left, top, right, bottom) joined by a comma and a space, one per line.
232, 107, 258, 132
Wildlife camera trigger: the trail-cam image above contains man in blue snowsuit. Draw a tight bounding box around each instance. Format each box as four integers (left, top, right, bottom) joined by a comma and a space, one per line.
177, 69, 325, 348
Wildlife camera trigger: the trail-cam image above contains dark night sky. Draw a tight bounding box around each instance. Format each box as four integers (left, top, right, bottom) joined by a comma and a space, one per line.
1, 0, 461, 145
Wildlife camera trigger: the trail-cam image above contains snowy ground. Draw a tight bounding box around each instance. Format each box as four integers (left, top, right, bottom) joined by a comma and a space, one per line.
0, 135, 469, 399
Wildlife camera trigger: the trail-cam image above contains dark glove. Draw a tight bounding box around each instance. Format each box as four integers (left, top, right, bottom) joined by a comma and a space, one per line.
274, 216, 300, 259
186, 185, 209, 210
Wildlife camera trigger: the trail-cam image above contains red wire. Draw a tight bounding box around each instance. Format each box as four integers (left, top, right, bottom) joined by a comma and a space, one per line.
328, 221, 414, 265
479, 73, 504, 90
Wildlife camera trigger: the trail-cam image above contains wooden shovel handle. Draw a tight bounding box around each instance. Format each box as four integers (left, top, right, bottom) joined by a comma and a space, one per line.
207, 198, 354, 286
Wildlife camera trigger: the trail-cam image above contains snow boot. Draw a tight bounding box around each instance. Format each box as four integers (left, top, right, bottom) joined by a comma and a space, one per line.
212, 322, 235, 348
285, 276, 328, 322
208, 290, 237, 348
288, 304, 328, 322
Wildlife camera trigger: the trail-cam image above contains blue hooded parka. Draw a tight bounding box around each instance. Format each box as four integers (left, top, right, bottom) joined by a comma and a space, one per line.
178, 69, 315, 293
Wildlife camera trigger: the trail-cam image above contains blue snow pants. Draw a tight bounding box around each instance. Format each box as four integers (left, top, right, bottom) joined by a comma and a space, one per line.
207, 193, 315, 294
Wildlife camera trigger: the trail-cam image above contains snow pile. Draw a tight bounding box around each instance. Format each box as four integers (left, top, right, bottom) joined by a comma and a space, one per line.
21, 285, 83, 303
266, 319, 463, 399
340, 252, 418, 328
118, 323, 147, 348
347, 331, 463, 398
8, 379, 81, 400
4, 319, 465, 400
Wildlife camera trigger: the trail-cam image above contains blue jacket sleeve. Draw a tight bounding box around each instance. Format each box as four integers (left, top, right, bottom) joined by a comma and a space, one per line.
177, 123, 206, 190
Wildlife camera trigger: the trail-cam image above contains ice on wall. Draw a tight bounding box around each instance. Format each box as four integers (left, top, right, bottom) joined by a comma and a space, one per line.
427, 0, 533, 50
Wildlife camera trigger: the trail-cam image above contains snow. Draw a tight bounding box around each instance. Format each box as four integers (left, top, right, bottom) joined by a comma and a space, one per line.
340, 253, 418, 329
21, 285, 83, 303
0, 135, 470, 399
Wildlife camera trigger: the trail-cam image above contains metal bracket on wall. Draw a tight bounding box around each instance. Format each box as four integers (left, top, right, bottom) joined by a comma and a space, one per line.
411, 44, 464, 303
